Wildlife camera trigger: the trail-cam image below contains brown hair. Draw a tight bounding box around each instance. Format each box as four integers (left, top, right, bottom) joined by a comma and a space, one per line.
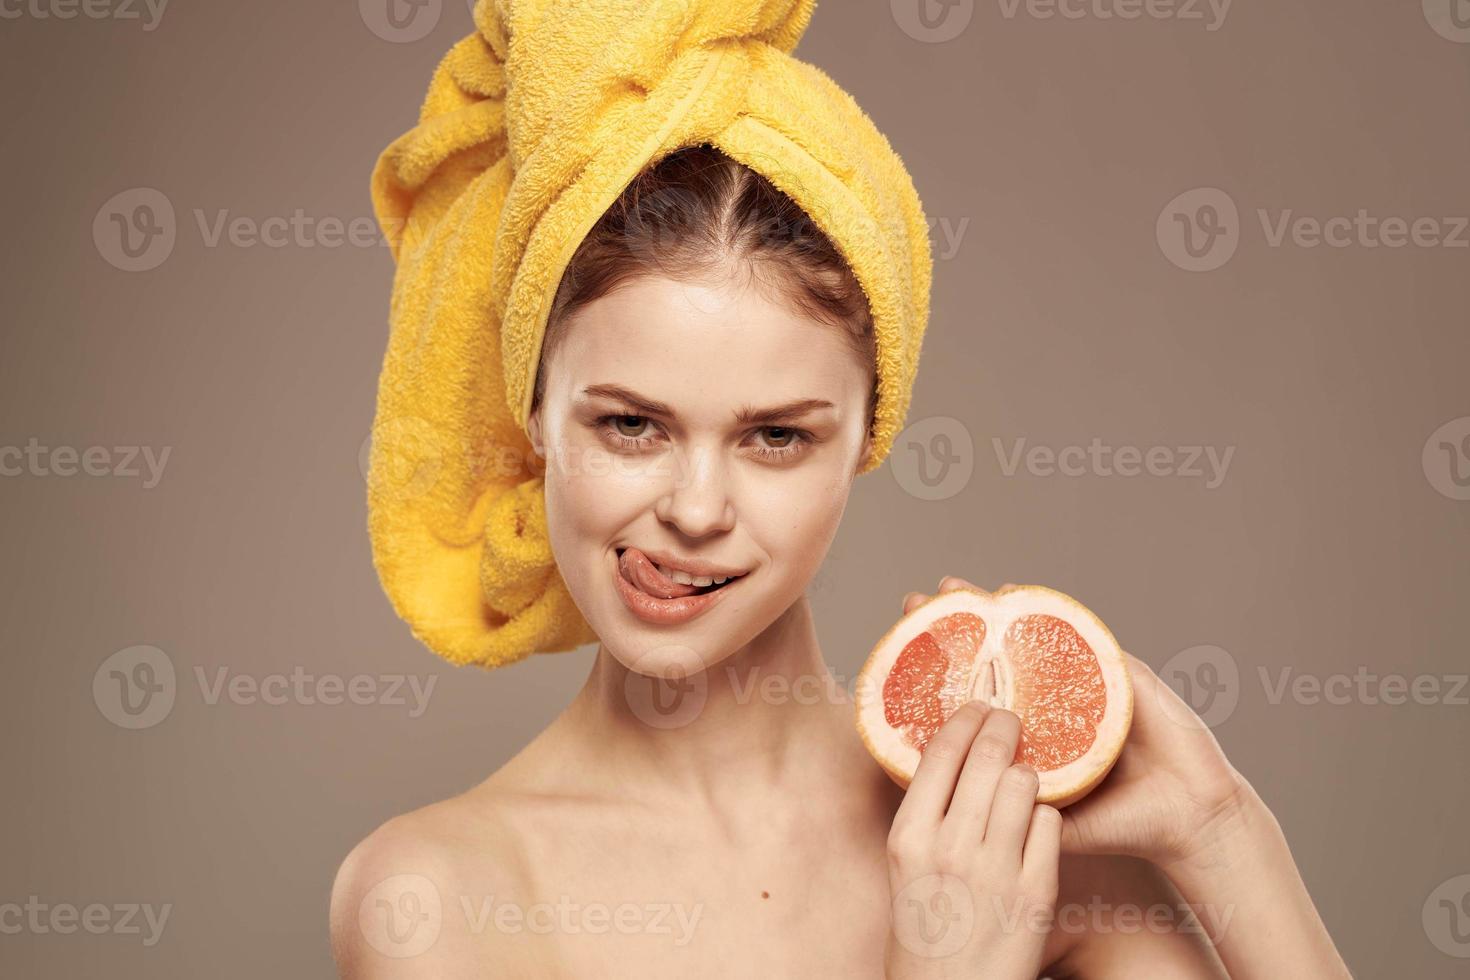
529, 143, 877, 430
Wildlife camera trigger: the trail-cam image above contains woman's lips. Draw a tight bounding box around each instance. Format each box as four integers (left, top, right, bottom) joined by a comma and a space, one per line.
613, 547, 741, 625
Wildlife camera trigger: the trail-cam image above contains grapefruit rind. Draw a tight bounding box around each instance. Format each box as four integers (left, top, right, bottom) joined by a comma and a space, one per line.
854, 584, 1133, 808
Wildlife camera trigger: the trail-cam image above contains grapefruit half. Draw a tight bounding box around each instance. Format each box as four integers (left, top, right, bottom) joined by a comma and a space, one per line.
855, 585, 1133, 808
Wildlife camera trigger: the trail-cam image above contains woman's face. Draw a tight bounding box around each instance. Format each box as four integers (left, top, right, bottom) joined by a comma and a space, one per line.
527, 270, 874, 677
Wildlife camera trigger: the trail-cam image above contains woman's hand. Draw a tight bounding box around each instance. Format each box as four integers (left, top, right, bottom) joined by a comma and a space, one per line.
903, 578, 1250, 870
906, 577, 1352, 978
883, 700, 1060, 979
1051, 650, 1249, 868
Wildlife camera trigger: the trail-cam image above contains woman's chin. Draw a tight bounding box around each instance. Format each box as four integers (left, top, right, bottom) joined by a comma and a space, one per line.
590, 615, 732, 675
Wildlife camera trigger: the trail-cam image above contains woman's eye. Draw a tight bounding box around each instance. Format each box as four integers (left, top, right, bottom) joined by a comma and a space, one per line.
596, 414, 812, 461
761, 427, 797, 448
611, 415, 650, 439
751, 426, 812, 461
597, 414, 662, 449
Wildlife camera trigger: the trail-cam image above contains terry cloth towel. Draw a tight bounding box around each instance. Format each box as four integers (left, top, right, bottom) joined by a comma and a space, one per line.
367, 0, 934, 669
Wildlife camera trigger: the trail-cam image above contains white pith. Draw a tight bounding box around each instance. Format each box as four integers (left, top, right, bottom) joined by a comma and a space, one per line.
855, 586, 1133, 806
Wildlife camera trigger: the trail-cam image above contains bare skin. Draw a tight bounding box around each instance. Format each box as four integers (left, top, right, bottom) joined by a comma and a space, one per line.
331, 270, 1347, 977
330, 594, 1222, 977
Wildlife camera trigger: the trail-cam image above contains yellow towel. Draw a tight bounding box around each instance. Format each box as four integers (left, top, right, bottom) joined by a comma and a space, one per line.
367, 0, 933, 669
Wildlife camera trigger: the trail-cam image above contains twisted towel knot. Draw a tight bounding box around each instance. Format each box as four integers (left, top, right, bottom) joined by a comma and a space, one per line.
479, 473, 555, 617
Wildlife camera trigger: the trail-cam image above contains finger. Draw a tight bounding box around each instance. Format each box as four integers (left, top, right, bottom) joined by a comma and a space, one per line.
945, 707, 1022, 836
1058, 806, 1103, 855
985, 763, 1041, 860
938, 576, 978, 592
895, 701, 991, 827
1124, 650, 1223, 748
1023, 803, 1062, 882
902, 591, 930, 614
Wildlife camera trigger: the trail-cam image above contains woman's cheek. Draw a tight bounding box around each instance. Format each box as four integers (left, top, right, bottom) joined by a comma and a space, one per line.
743, 464, 849, 594
547, 449, 648, 549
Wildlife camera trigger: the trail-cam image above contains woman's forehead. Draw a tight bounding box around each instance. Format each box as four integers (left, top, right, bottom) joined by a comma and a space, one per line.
554, 276, 867, 411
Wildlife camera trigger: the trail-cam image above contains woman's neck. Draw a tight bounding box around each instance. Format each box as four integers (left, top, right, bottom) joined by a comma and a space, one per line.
557, 595, 861, 813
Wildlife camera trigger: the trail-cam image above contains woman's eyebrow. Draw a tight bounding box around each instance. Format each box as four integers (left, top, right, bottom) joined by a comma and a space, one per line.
580, 384, 834, 424
732, 398, 835, 425
580, 384, 673, 416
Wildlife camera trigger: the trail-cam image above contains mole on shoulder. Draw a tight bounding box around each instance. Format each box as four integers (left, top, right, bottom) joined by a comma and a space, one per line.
761, 890, 770, 899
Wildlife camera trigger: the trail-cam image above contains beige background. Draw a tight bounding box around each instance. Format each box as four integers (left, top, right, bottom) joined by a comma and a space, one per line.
2, 0, 1468, 976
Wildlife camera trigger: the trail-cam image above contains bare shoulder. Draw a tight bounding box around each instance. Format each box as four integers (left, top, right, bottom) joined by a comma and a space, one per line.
328, 784, 536, 979
1042, 854, 1229, 979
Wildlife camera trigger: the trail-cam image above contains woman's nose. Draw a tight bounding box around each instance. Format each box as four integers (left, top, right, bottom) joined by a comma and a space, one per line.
653, 444, 735, 538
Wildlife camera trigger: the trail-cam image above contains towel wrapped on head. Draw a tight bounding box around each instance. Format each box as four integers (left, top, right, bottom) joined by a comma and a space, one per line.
367, 0, 934, 669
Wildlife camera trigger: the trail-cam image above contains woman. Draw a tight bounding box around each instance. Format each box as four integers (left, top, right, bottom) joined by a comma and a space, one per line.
333, 3, 1349, 977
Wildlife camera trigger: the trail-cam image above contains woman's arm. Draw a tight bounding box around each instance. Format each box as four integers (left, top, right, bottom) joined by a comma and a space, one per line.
1155, 778, 1350, 979
1056, 650, 1351, 979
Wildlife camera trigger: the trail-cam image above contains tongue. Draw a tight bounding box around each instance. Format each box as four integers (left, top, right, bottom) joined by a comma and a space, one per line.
620, 547, 704, 599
